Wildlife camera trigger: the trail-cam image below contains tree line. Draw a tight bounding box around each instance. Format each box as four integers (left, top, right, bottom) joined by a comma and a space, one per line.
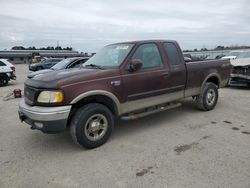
11, 46, 73, 50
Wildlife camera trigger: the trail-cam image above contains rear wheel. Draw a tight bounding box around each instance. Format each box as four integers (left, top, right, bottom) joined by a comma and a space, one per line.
0, 74, 8, 87
70, 103, 114, 149
195, 82, 218, 111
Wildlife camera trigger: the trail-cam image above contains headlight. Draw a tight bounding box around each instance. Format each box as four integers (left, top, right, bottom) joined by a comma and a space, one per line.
37, 91, 63, 103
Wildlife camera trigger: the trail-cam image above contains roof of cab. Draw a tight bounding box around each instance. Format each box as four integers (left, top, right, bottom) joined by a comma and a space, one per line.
110, 40, 178, 45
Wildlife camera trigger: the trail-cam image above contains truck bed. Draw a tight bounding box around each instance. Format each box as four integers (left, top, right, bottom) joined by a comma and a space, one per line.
185, 59, 231, 97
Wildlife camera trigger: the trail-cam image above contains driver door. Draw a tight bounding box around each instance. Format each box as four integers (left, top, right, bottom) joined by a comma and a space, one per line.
121, 43, 169, 102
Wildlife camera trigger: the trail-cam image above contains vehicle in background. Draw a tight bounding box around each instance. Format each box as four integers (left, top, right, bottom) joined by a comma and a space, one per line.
19, 40, 231, 149
27, 57, 89, 78
221, 56, 237, 60
183, 53, 208, 61
221, 51, 242, 60
215, 54, 225, 59
228, 51, 250, 87
0, 59, 16, 86
29, 58, 63, 71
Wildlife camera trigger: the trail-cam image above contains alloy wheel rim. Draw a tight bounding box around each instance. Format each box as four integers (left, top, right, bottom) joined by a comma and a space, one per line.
84, 114, 108, 141
206, 89, 216, 105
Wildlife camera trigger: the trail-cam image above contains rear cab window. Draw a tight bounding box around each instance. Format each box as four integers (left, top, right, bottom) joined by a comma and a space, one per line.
163, 42, 182, 66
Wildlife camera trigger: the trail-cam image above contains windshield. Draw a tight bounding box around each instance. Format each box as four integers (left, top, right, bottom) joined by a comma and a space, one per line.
84, 44, 134, 68
51, 58, 72, 70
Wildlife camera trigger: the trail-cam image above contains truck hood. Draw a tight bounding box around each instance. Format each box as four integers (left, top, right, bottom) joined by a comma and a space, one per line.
25, 68, 118, 89
32, 68, 96, 82
27, 69, 54, 79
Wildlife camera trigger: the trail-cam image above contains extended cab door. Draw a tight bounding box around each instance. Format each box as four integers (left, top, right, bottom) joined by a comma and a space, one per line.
162, 42, 186, 92
121, 43, 170, 102
120, 42, 186, 113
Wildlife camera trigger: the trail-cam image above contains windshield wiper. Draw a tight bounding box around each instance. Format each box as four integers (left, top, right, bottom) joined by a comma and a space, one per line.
85, 64, 103, 69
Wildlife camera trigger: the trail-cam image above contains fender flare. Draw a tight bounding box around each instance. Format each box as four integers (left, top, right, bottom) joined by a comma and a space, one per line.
70, 90, 122, 115
201, 73, 221, 90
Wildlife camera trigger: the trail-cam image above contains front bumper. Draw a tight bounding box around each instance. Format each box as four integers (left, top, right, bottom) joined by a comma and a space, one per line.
18, 99, 71, 133
229, 74, 250, 87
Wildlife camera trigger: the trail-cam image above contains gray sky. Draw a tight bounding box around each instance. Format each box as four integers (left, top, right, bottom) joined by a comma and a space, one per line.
0, 0, 250, 52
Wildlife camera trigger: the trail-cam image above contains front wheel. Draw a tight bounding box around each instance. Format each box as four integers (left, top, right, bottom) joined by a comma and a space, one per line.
70, 103, 114, 149
195, 82, 218, 111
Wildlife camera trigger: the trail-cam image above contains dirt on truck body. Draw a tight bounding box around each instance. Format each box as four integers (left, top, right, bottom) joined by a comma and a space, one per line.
18, 40, 231, 149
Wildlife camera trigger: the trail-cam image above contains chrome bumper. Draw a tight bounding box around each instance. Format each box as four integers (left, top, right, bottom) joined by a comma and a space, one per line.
18, 99, 71, 133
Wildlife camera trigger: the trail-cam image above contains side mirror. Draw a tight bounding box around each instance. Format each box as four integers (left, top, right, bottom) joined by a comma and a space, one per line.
129, 59, 142, 72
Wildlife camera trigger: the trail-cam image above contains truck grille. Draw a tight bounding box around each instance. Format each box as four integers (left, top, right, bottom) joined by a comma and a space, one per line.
233, 66, 250, 76
24, 85, 37, 106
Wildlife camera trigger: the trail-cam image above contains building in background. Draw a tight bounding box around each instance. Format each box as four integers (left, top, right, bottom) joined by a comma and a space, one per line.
0, 50, 87, 64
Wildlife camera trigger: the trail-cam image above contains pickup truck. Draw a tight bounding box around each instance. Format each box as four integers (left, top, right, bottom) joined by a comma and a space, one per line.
18, 40, 231, 149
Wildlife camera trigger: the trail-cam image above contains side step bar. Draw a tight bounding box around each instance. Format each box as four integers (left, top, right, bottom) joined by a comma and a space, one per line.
120, 102, 182, 120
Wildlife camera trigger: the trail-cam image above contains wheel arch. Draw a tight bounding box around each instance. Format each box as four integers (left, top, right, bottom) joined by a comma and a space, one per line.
202, 73, 221, 88
70, 90, 121, 117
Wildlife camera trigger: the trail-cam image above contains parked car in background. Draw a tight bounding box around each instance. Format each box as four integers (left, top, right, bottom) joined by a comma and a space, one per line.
29, 58, 63, 71
183, 53, 208, 61
221, 51, 242, 60
0, 59, 16, 86
27, 57, 89, 78
228, 51, 250, 87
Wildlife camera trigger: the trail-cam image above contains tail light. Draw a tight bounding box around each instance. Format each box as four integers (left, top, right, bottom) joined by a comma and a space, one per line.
11, 66, 15, 72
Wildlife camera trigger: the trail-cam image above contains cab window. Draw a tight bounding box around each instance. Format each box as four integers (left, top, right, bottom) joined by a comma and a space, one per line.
164, 42, 182, 65
131, 43, 163, 69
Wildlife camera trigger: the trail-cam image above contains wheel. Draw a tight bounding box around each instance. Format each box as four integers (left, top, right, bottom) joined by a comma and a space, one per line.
70, 103, 114, 149
195, 82, 218, 111
0, 75, 8, 87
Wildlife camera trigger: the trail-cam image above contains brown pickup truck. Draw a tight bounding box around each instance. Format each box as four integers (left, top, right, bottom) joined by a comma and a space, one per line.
19, 40, 231, 148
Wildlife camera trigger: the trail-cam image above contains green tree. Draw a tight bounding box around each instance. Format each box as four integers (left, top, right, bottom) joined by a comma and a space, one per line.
200, 48, 208, 51
12, 46, 25, 50
55, 46, 62, 50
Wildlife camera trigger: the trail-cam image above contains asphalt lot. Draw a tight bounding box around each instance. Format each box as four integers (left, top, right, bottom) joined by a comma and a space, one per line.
0, 64, 250, 188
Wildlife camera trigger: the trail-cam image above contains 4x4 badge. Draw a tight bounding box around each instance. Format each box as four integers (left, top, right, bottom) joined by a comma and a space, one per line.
111, 80, 121, 86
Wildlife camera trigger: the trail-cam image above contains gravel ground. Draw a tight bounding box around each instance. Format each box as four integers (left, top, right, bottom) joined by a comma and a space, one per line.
0, 64, 250, 188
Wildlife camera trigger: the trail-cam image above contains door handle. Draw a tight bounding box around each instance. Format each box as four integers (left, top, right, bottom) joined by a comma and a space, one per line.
161, 72, 169, 78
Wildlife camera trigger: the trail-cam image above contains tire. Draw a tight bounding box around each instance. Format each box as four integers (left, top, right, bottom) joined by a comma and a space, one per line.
70, 103, 114, 149
195, 82, 218, 111
0, 75, 9, 87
